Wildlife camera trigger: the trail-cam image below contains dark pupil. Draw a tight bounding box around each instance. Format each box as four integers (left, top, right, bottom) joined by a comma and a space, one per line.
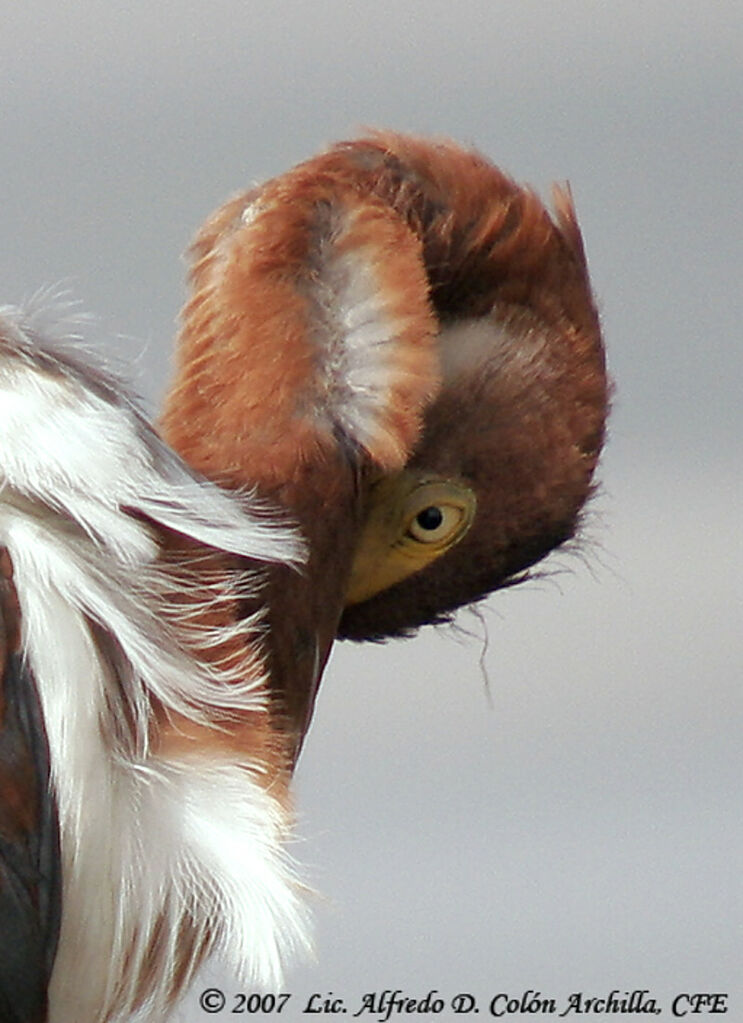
416, 506, 443, 531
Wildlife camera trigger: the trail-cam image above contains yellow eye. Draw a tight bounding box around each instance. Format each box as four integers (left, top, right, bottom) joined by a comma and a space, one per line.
407, 502, 465, 544
346, 473, 476, 605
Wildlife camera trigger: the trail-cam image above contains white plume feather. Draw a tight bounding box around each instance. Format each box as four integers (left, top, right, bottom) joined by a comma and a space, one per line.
0, 303, 310, 1022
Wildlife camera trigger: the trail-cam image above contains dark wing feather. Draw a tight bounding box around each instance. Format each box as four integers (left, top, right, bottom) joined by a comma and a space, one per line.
0, 551, 61, 1023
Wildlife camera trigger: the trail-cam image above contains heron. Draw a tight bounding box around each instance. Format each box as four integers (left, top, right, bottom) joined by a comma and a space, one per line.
0, 132, 607, 1021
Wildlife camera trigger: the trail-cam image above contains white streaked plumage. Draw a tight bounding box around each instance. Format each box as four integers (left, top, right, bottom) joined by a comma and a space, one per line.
0, 304, 309, 1023
311, 210, 432, 460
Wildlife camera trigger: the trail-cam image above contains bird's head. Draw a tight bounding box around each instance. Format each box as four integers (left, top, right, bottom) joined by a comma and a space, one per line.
162, 131, 608, 753
337, 135, 607, 638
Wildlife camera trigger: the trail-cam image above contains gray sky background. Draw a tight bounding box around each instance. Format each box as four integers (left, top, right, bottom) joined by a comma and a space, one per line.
2, 3, 741, 1019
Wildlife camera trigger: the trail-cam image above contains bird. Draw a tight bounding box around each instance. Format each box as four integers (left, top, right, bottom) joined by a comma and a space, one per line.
162, 131, 607, 757
0, 304, 309, 1022
0, 132, 607, 1021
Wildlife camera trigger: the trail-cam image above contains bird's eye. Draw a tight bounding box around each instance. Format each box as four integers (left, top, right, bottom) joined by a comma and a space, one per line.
414, 506, 443, 532
345, 473, 476, 606
401, 480, 476, 552
408, 503, 463, 544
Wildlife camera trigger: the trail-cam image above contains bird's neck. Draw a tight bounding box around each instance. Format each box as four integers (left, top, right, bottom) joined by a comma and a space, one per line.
162, 331, 363, 760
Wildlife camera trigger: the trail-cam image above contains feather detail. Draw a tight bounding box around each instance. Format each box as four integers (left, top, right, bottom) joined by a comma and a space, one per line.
164, 163, 440, 485
0, 306, 309, 1022
313, 133, 609, 640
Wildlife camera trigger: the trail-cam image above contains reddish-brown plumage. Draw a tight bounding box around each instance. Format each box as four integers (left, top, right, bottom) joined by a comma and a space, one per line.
148, 534, 292, 795
0, 550, 20, 660
331, 135, 607, 638
163, 144, 443, 756
164, 173, 439, 484
163, 130, 608, 752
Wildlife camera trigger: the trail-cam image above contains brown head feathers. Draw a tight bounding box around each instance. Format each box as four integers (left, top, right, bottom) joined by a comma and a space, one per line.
163, 130, 608, 734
